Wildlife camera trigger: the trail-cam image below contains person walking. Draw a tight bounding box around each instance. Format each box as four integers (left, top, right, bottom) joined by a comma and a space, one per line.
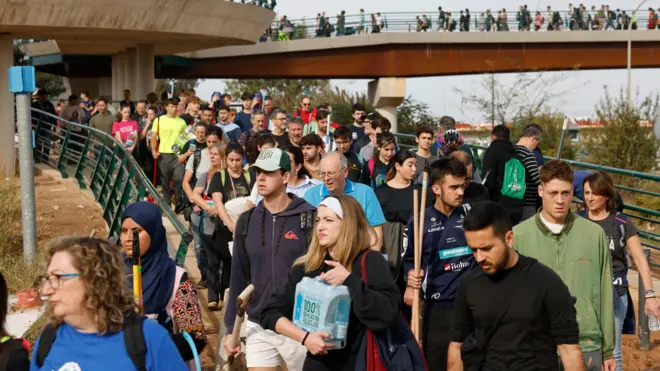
151, 98, 188, 206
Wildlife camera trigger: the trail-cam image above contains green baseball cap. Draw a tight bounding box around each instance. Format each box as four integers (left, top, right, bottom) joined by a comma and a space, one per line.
249, 148, 291, 172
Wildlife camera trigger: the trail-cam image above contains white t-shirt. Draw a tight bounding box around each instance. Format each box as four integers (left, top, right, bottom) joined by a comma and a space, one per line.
248, 176, 321, 205
539, 213, 565, 234
185, 149, 210, 179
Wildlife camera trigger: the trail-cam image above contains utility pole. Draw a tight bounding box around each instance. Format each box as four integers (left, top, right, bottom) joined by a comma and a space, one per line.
490, 72, 495, 128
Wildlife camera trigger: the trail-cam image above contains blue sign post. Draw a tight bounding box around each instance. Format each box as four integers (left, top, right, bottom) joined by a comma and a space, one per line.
9, 66, 38, 265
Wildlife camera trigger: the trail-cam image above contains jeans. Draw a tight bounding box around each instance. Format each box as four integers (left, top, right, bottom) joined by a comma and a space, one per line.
613, 290, 628, 371
190, 212, 207, 282
158, 154, 179, 203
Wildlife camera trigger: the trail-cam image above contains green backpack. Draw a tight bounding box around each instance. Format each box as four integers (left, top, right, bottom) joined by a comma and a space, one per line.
501, 157, 526, 200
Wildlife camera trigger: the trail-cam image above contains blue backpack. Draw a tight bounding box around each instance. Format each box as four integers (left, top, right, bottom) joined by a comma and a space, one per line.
354, 251, 428, 371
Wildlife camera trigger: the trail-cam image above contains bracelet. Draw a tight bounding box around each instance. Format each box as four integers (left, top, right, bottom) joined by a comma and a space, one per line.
301, 332, 310, 345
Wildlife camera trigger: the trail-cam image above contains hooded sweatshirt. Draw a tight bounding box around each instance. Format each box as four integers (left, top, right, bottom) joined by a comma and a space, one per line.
225, 195, 316, 333
482, 139, 515, 202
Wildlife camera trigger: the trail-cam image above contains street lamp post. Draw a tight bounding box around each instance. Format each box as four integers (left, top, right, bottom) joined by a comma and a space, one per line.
628, 0, 649, 110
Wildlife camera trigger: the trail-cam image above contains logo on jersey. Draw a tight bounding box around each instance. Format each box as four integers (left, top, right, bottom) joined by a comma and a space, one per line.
285, 231, 299, 240
439, 246, 471, 259
444, 261, 470, 272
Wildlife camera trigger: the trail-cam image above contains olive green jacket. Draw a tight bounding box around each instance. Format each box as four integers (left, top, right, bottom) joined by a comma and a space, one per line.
513, 211, 615, 359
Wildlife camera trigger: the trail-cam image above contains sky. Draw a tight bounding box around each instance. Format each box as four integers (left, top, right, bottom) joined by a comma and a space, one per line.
197, 0, 659, 123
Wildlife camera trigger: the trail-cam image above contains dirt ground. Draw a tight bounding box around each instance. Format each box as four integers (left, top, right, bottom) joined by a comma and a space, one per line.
622, 293, 660, 371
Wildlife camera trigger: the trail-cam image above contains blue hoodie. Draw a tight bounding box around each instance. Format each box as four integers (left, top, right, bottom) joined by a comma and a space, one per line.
224, 195, 316, 333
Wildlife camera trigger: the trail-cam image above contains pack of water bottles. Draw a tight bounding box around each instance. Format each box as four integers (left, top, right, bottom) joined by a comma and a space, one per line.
293, 276, 351, 349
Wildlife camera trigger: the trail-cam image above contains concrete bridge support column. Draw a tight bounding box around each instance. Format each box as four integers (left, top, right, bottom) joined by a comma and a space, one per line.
98, 77, 112, 98
135, 44, 155, 100
367, 77, 406, 134
111, 53, 123, 101
0, 38, 15, 177
125, 48, 138, 98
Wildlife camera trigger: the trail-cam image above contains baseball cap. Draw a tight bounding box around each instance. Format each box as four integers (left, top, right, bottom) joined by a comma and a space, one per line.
249, 148, 291, 172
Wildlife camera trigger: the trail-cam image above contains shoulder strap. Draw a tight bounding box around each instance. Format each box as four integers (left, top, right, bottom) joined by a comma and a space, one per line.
360, 250, 371, 283
237, 208, 255, 284
36, 323, 59, 367
244, 169, 253, 186
220, 169, 226, 189
357, 153, 365, 167
368, 158, 375, 177
123, 312, 147, 371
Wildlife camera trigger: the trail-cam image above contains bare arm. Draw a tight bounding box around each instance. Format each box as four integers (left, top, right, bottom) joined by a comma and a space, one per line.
557, 344, 586, 371
150, 130, 159, 158
212, 192, 235, 232
114, 132, 123, 144
127, 130, 138, 152
447, 342, 463, 371
182, 170, 195, 201
140, 121, 151, 140
627, 235, 660, 316
274, 317, 306, 344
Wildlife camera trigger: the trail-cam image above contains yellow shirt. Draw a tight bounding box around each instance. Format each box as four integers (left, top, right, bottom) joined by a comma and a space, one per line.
153, 115, 187, 154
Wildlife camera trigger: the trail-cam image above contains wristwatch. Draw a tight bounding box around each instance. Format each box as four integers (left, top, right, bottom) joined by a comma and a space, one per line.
645, 289, 656, 298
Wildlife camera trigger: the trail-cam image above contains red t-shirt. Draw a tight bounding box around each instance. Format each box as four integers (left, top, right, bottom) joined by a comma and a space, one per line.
112, 120, 139, 143
294, 108, 316, 124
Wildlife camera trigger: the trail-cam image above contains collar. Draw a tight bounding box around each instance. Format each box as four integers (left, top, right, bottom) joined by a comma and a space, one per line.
534, 209, 576, 236
290, 176, 314, 190
320, 179, 355, 197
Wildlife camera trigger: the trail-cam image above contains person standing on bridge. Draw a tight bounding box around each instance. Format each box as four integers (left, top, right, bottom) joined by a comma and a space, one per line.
151, 98, 188, 207
403, 157, 475, 371
580, 171, 660, 371
513, 160, 615, 371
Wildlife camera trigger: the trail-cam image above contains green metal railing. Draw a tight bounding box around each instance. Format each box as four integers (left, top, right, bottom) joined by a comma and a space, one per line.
395, 133, 660, 266
266, 9, 659, 41
31, 109, 193, 265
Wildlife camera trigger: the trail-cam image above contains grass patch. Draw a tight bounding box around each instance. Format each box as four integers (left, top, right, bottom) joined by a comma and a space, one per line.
0, 178, 39, 293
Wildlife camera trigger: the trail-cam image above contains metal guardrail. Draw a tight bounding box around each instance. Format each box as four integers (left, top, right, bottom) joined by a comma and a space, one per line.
395, 133, 660, 266
267, 9, 660, 41
30, 109, 193, 266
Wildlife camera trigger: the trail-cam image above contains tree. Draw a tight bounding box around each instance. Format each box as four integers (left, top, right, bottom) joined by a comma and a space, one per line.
155, 79, 201, 98
582, 88, 659, 173
510, 113, 578, 160
13, 40, 66, 97
396, 96, 438, 148
454, 70, 584, 126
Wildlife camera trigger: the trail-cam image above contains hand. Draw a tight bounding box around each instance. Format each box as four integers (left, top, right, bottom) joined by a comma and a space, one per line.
646, 297, 660, 318
320, 260, 350, 286
206, 207, 218, 217
404, 287, 416, 307
186, 148, 195, 156
212, 95, 220, 103
223, 334, 241, 357
152, 151, 160, 160
407, 269, 424, 289
192, 206, 201, 213
227, 220, 236, 234
602, 358, 616, 371
251, 98, 260, 108
304, 332, 334, 355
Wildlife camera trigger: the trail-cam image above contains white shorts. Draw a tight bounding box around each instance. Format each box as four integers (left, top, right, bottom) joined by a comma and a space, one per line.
245, 320, 307, 370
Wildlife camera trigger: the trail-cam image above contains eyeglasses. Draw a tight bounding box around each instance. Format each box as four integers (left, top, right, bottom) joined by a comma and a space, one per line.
39, 273, 80, 290
319, 171, 341, 179
302, 103, 311, 107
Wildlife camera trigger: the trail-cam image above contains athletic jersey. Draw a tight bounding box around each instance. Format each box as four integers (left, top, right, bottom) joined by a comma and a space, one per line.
402, 204, 476, 305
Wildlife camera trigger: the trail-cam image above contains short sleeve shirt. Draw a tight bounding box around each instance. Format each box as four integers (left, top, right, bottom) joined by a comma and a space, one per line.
207, 170, 253, 202
152, 115, 187, 154
303, 179, 386, 227
111, 120, 139, 143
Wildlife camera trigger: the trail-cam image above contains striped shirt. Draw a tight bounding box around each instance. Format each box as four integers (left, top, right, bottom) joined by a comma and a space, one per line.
514, 145, 541, 206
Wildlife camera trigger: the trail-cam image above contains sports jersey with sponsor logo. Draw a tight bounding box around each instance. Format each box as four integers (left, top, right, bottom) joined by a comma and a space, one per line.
402, 204, 476, 305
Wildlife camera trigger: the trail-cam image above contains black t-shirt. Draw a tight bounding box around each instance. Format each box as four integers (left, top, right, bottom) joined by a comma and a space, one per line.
273, 132, 291, 148
207, 169, 254, 202
375, 183, 433, 224
463, 181, 490, 205
586, 212, 638, 295
180, 139, 207, 155
180, 113, 200, 126
359, 158, 392, 189
450, 255, 579, 371
344, 151, 363, 183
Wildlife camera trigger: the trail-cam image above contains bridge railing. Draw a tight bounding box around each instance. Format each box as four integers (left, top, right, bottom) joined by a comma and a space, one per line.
395, 133, 660, 267
267, 10, 657, 41
30, 109, 193, 265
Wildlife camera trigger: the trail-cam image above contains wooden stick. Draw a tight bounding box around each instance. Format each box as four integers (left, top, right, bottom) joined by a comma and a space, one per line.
412, 186, 420, 342
413, 172, 429, 344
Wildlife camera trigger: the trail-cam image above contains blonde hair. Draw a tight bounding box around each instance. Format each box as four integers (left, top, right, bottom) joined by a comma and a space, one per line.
294, 195, 372, 273
44, 237, 135, 334
208, 142, 227, 179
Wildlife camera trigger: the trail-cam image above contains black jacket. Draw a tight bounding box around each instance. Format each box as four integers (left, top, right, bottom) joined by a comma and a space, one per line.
261, 250, 400, 370
482, 139, 515, 202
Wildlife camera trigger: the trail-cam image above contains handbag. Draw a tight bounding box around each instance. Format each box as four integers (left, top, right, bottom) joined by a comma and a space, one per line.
356, 251, 428, 371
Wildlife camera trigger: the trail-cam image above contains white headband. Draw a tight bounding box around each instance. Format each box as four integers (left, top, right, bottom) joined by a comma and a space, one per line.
319, 197, 343, 219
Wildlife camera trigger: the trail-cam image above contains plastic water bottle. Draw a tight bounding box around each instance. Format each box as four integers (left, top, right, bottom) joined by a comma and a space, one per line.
125, 132, 135, 148
293, 277, 351, 349
649, 313, 660, 331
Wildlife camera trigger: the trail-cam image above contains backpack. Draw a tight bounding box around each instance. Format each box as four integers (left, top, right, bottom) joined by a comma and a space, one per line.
36, 312, 147, 371
367, 158, 375, 177
235, 207, 315, 284
500, 154, 526, 200
355, 251, 428, 371
0, 337, 29, 370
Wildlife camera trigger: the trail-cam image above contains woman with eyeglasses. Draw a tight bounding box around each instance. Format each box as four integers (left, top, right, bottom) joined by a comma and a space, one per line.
32, 237, 187, 370
0, 271, 30, 370
119, 202, 207, 368
261, 195, 400, 371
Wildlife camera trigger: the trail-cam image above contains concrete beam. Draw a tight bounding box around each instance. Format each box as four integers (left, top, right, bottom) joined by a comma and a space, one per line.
368, 78, 406, 134
135, 44, 155, 100
0, 38, 15, 177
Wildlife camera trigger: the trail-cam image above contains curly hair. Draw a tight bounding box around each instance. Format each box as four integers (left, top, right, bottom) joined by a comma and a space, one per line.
44, 237, 135, 334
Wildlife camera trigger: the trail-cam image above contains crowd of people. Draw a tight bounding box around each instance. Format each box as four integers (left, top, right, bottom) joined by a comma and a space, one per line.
264, 4, 660, 41
11, 87, 660, 371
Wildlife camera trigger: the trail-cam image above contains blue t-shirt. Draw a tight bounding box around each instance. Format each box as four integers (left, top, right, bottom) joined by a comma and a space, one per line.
30, 320, 188, 371
303, 179, 386, 227
234, 112, 253, 134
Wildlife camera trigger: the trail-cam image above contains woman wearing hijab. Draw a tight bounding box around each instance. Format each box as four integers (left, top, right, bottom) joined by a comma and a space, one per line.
120, 202, 207, 367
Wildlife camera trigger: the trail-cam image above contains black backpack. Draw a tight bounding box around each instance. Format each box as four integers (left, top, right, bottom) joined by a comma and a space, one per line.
36, 312, 147, 371
0, 337, 28, 371
235, 207, 315, 284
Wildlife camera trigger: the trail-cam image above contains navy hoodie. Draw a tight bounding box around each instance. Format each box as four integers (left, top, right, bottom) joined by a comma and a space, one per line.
224, 195, 316, 333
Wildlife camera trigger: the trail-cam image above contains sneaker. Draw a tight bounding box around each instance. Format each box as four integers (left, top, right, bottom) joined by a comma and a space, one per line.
196, 280, 208, 289
208, 301, 219, 311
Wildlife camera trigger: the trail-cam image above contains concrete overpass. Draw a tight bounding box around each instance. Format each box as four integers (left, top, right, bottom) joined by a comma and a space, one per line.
0, 0, 274, 176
